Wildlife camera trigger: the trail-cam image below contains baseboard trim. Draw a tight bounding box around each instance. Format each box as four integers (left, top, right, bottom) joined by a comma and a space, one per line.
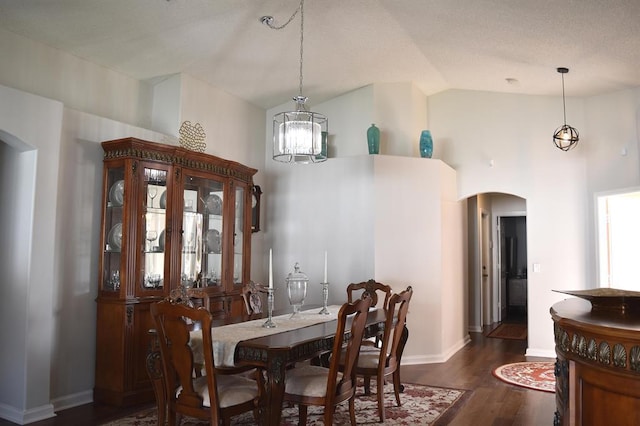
468, 325, 482, 333
402, 334, 471, 365
0, 402, 56, 425
525, 348, 556, 359
51, 389, 93, 412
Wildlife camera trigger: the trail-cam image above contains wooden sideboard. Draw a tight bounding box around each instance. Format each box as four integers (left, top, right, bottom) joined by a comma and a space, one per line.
551, 298, 640, 426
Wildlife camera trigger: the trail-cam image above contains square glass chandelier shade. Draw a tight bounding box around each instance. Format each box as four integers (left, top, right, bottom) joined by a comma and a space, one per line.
273, 107, 328, 164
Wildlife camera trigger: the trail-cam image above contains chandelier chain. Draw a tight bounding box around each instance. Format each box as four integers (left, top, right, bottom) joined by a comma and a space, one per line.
261, 0, 306, 97
561, 73, 567, 125
262, 4, 300, 30
299, 0, 304, 97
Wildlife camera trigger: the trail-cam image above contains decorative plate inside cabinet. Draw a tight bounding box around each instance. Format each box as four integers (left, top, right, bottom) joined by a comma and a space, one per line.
205, 229, 221, 253
204, 193, 222, 215
108, 223, 123, 251
158, 230, 166, 251
159, 190, 167, 209
109, 180, 124, 206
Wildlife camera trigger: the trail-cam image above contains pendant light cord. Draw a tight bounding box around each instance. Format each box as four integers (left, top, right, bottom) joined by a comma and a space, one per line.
298, 0, 304, 98
561, 73, 567, 126
261, 0, 306, 98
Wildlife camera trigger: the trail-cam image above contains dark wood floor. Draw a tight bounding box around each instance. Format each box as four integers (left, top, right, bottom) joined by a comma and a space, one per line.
1, 327, 555, 425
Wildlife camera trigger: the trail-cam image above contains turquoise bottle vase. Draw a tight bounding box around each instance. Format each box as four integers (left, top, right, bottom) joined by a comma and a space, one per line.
367, 124, 380, 154
419, 130, 433, 158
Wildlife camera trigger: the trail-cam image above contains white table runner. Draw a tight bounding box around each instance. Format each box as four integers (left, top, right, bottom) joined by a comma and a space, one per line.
190, 305, 344, 367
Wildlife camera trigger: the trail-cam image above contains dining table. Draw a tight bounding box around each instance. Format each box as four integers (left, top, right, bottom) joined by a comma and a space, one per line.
146, 304, 408, 426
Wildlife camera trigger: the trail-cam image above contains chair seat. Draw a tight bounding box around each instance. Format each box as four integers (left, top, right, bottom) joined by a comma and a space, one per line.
180, 374, 258, 408
354, 345, 383, 369
285, 365, 343, 398
336, 345, 383, 370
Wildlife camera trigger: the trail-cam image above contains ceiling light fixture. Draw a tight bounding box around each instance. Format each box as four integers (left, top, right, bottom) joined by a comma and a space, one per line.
262, 0, 327, 163
553, 67, 579, 151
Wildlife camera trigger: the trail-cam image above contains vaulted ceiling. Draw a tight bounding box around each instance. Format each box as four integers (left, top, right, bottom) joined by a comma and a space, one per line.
1, 0, 639, 109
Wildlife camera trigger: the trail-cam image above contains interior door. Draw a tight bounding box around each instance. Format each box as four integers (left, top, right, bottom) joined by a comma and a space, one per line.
498, 217, 508, 321
481, 211, 491, 325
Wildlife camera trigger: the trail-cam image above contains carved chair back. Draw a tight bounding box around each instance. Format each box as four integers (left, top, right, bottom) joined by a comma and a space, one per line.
150, 299, 221, 423
328, 295, 373, 402
353, 286, 413, 422
380, 286, 413, 372
169, 286, 210, 310
346, 279, 392, 310
241, 281, 265, 316
150, 299, 259, 424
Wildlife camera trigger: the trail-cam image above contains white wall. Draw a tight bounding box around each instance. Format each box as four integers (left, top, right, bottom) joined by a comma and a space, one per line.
263, 156, 376, 310
430, 89, 594, 357
0, 85, 63, 424
440, 167, 468, 357
582, 88, 640, 289
263, 151, 467, 362
0, 142, 36, 413
466, 197, 481, 331
374, 157, 468, 362
0, 27, 152, 129
373, 83, 428, 157
179, 74, 266, 171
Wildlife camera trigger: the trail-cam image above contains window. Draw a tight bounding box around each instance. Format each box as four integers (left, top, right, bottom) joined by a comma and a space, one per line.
597, 189, 640, 290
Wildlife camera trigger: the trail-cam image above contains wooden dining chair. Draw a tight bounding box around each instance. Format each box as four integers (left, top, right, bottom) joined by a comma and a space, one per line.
347, 279, 393, 350
345, 286, 413, 423
283, 296, 373, 425
241, 280, 265, 317
150, 299, 261, 426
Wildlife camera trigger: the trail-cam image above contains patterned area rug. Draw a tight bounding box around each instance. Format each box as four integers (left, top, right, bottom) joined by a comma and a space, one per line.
492, 361, 555, 393
104, 381, 468, 425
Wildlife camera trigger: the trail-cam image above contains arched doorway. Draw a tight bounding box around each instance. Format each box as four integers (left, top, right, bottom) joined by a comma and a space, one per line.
467, 192, 527, 332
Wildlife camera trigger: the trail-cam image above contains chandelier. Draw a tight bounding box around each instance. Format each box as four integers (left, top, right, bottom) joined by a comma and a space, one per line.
262, 0, 328, 163
552, 67, 579, 151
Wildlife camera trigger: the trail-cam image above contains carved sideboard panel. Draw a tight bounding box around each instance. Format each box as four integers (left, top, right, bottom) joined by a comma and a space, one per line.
551, 298, 640, 426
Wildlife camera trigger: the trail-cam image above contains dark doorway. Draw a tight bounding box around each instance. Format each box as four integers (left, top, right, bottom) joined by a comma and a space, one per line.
500, 216, 527, 323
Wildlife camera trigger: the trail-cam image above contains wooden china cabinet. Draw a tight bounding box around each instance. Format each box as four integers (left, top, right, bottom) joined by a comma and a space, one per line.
94, 137, 257, 406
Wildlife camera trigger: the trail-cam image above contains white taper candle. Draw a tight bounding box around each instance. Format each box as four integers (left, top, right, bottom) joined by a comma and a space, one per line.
269, 249, 273, 289
324, 251, 328, 283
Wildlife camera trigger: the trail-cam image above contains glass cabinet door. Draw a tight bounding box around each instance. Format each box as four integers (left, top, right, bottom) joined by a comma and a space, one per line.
102, 166, 125, 292
182, 174, 225, 288
233, 185, 245, 285
141, 167, 168, 291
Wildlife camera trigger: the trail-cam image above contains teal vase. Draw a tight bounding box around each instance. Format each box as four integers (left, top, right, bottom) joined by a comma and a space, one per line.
419, 130, 433, 158
316, 131, 328, 160
367, 124, 380, 154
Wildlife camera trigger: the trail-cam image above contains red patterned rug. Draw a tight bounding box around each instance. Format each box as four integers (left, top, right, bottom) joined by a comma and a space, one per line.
104, 381, 468, 425
492, 361, 555, 393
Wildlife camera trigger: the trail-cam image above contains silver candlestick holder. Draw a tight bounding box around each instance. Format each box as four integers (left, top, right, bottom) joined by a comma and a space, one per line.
262, 287, 276, 328
319, 282, 330, 315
